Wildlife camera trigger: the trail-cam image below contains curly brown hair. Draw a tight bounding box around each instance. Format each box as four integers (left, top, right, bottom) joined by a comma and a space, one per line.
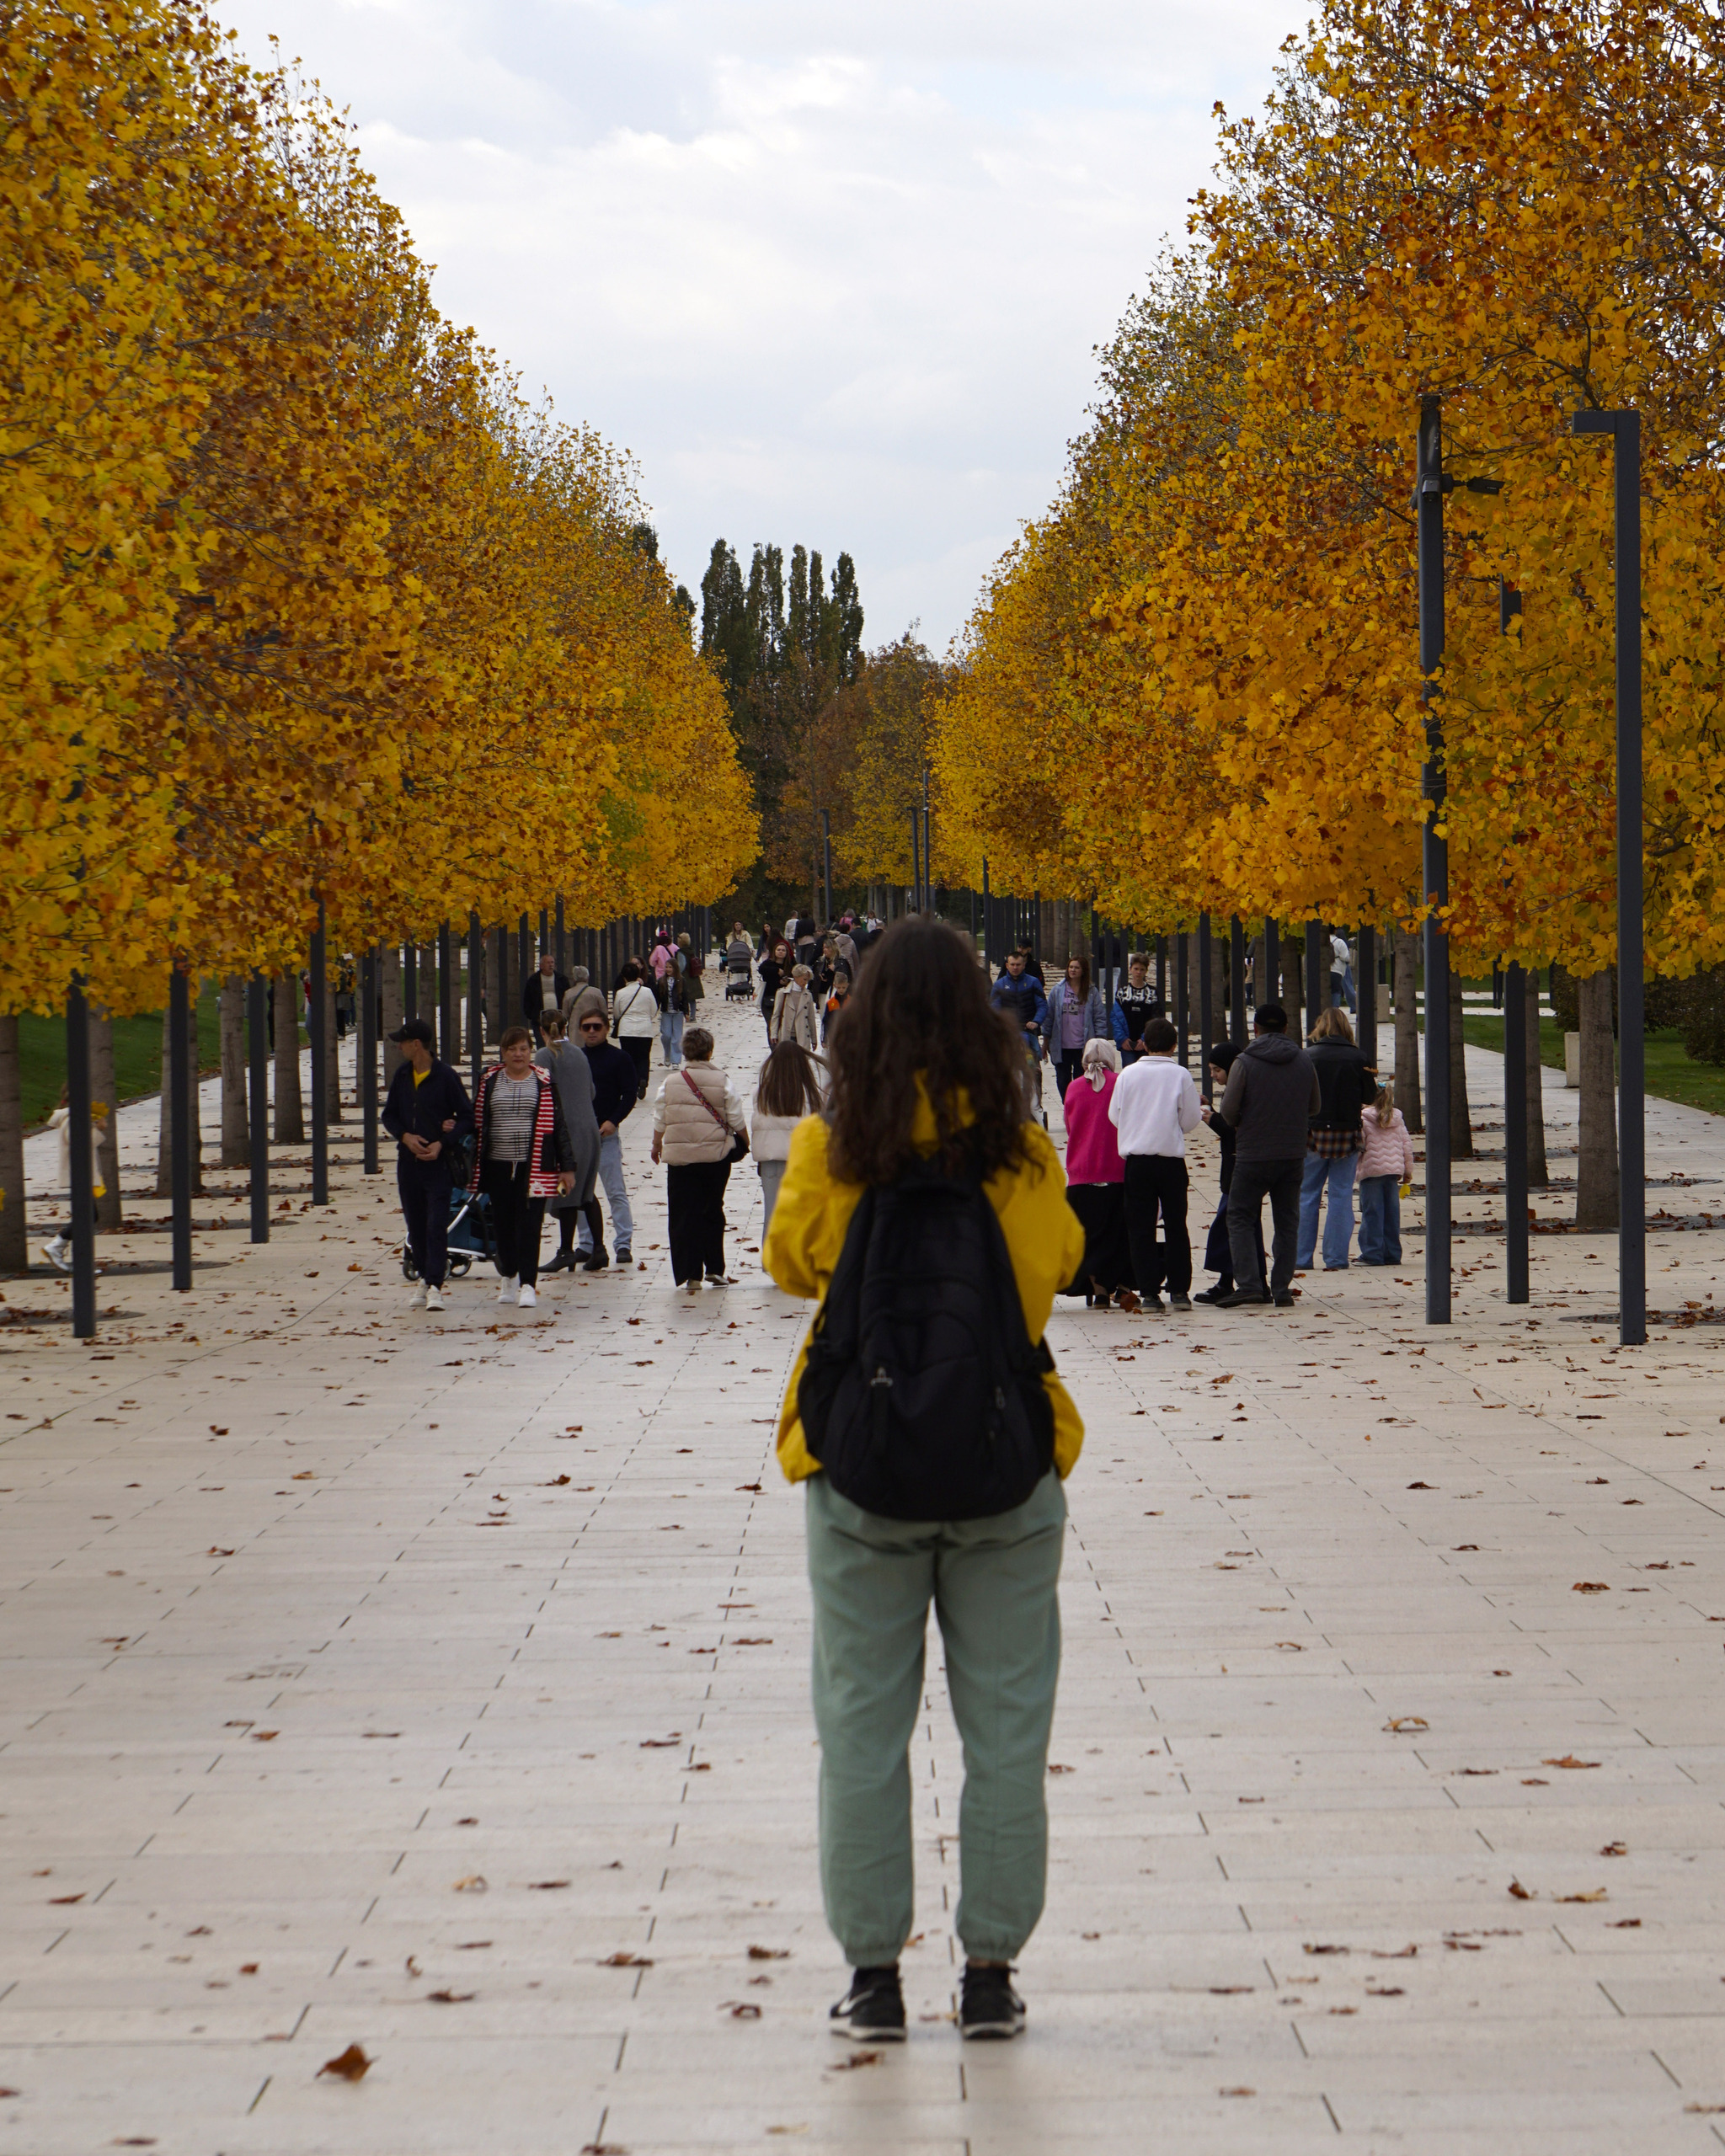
825, 917, 1034, 1186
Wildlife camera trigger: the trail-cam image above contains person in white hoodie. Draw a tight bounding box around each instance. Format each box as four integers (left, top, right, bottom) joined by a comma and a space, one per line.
1107, 1015, 1202, 1312
749, 1039, 825, 1233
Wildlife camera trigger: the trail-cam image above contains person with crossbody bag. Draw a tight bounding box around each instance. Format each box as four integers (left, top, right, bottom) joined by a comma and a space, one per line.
649, 1025, 747, 1289
610, 959, 658, 1101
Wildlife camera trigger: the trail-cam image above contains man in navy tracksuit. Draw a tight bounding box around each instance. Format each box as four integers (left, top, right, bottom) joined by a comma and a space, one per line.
382, 1018, 474, 1310
990, 948, 1050, 1120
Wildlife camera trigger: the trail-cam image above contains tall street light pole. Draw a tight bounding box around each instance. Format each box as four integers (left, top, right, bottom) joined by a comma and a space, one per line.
1573, 408, 1645, 1348
1418, 394, 1452, 1326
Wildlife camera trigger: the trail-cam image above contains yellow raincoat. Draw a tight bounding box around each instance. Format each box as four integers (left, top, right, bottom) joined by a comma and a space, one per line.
761, 1093, 1087, 1484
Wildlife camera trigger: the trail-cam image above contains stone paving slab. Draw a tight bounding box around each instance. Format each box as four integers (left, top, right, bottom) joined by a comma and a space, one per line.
6, 993, 1725, 2148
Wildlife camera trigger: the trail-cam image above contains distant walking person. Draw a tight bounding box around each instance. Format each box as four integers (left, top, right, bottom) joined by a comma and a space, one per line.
1355, 1081, 1415, 1265
990, 946, 1049, 1118
1108, 1016, 1201, 1312
522, 948, 569, 1027
1211, 1004, 1320, 1308
1060, 1037, 1137, 1309
611, 960, 658, 1099
772, 963, 820, 1052
1046, 954, 1110, 1103
1298, 1006, 1375, 1271
1196, 1040, 1264, 1303
533, 1013, 606, 1275
468, 1027, 576, 1309
763, 916, 1085, 2046
572, 1001, 639, 1267
750, 1039, 825, 1235
382, 1017, 473, 1313
650, 1025, 746, 1289
1110, 953, 1163, 1065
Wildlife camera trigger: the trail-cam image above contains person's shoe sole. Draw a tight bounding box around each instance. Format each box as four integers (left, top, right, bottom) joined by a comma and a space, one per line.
1168, 1296, 1192, 1311
961, 2015, 1025, 2041
614, 1251, 633, 1265
829, 2015, 906, 2042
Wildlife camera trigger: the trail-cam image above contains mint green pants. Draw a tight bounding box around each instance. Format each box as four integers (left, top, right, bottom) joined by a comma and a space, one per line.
804, 1468, 1067, 1967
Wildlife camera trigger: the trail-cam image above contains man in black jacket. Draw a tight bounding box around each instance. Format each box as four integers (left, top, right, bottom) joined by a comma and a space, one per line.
522, 951, 569, 1026
382, 1017, 474, 1310
1211, 1005, 1321, 1308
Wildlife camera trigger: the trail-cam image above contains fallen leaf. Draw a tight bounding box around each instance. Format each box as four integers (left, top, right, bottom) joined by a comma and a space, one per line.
250, 1730, 278, 1742
47, 1893, 84, 1904
748, 1945, 790, 1960
721, 2000, 762, 2019
1508, 1880, 1535, 1901
451, 1876, 488, 1892
1383, 1716, 1429, 1732
405, 1956, 421, 1978
827, 2048, 880, 2068
1370, 1945, 1418, 1959
1556, 1888, 1609, 1903
317, 2043, 371, 2081
1209, 1984, 1253, 1994
426, 1988, 475, 2003
1365, 1985, 1406, 1997
1406, 1481, 1434, 1490
529, 1880, 571, 1891
1572, 1582, 1610, 1594
206, 1547, 234, 1557
1600, 1842, 1627, 1857
1302, 1943, 1349, 1956
597, 1951, 653, 1967
1609, 1919, 1642, 1929
1048, 1763, 1074, 1774
1543, 1756, 1601, 1769
1220, 2086, 1256, 2097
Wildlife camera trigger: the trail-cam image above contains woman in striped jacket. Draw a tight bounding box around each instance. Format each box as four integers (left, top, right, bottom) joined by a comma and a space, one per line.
469, 1027, 576, 1308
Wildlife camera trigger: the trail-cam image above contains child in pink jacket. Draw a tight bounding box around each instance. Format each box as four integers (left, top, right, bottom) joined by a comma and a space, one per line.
1355, 1082, 1415, 1264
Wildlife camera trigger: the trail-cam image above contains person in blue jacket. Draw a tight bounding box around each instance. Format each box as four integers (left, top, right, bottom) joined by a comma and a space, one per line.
382, 1018, 474, 1311
991, 947, 1049, 1119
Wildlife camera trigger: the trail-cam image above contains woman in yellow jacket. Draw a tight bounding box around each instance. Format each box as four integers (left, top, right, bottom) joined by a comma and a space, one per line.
763, 917, 1085, 2046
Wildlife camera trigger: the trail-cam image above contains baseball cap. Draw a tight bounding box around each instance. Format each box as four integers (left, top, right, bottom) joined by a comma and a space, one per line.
388, 1017, 435, 1047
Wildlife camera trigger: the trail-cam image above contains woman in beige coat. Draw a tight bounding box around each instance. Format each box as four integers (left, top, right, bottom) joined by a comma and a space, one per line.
771, 963, 820, 1052
650, 1025, 746, 1289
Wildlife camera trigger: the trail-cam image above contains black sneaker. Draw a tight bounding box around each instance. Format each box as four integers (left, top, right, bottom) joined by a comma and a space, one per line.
959, 1962, 1026, 2040
829, 1966, 905, 2041
614, 1247, 633, 1266
1193, 1283, 1232, 1305
1273, 1289, 1297, 1307
1167, 1292, 1193, 1312
1212, 1287, 1262, 1308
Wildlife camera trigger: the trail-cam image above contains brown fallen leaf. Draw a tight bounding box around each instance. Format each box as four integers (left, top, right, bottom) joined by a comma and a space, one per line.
748, 1945, 790, 1960
206, 1547, 234, 1557
528, 1880, 571, 1891
1383, 1716, 1429, 1732
405, 1956, 422, 1978
318, 2043, 371, 2081
1220, 2086, 1257, 2097
1209, 1985, 1253, 1994
1366, 1986, 1407, 1997
1556, 1888, 1609, 1903
291, 1471, 315, 1481
721, 2000, 762, 2019
597, 1951, 653, 1967
1684, 2105, 1725, 2116
1370, 1945, 1418, 1959
451, 1876, 488, 1892
1508, 1880, 1535, 1901
250, 1731, 279, 1742
1609, 1919, 1642, 1929
208, 1425, 227, 1434
1407, 1481, 1434, 1490
47, 1893, 84, 1905
1572, 1582, 1610, 1593
828, 2047, 880, 2068
1543, 1756, 1601, 1769
1522, 1778, 1549, 1786
1303, 1943, 1349, 1956
239, 1963, 259, 1976
1600, 1842, 1627, 1857
426, 1988, 475, 2003
1048, 1763, 1074, 1774
639, 1737, 681, 1748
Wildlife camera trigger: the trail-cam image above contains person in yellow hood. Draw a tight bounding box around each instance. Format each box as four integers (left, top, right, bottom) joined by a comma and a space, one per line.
763, 915, 1085, 2045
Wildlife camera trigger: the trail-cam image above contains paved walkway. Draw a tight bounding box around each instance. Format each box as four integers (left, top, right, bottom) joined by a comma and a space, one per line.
4, 992, 1725, 2152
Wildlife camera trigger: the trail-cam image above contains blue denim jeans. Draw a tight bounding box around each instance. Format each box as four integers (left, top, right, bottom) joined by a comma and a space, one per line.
1298, 1148, 1357, 1268
1357, 1174, 1402, 1264
660, 1006, 684, 1066
575, 1132, 633, 1255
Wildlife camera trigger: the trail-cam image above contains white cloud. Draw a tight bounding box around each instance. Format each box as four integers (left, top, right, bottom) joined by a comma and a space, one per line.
212, 0, 1311, 645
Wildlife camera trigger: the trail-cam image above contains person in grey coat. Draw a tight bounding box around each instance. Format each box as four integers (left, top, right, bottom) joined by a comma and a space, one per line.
535, 1013, 606, 1272
1211, 1003, 1321, 1307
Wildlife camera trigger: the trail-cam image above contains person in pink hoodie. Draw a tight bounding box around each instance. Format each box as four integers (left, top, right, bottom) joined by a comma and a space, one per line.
1060, 1038, 1140, 1310
1355, 1081, 1416, 1264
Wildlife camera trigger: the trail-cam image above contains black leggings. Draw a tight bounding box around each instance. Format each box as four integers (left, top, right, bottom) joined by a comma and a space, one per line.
665, 1160, 732, 1283
482, 1158, 546, 1285
557, 1198, 606, 1254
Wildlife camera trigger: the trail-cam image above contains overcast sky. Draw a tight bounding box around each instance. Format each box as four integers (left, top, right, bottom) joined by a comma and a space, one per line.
212, 0, 1310, 650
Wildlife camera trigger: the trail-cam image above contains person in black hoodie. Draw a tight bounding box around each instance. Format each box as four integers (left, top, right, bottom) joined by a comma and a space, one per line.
1111, 953, 1164, 1065
1297, 1006, 1376, 1269
1195, 1040, 1266, 1305
1211, 1005, 1321, 1307
382, 1018, 474, 1311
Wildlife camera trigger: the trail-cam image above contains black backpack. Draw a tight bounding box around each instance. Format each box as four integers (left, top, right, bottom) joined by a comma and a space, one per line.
798, 1149, 1055, 1521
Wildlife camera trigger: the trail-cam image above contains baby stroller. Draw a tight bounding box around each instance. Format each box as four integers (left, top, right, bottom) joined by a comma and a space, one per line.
724, 941, 755, 1001
401, 1180, 494, 1281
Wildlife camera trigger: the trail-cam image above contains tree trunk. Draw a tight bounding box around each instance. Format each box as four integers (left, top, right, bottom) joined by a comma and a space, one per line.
0, 1017, 26, 1273
221, 976, 248, 1166
1525, 969, 1548, 1188
484, 929, 501, 1042
273, 971, 304, 1143
1448, 970, 1472, 1160
505, 927, 521, 1029
323, 975, 343, 1122
1394, 926, 1423, 1133
381, 944, 403, 1085
1252, 931, 1267, 1014
1575, 968, 1619, 1229
89, 1010, 122, 1229
1281, 938, 1301, 1027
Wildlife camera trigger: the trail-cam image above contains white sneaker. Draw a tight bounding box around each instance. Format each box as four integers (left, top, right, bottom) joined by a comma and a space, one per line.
517, 1283, 537, 1308
496, 1274, 519, 1302
40, 1237, 68, 1271
425, 1286, 446, 1311
409, 1281, 427, 1309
